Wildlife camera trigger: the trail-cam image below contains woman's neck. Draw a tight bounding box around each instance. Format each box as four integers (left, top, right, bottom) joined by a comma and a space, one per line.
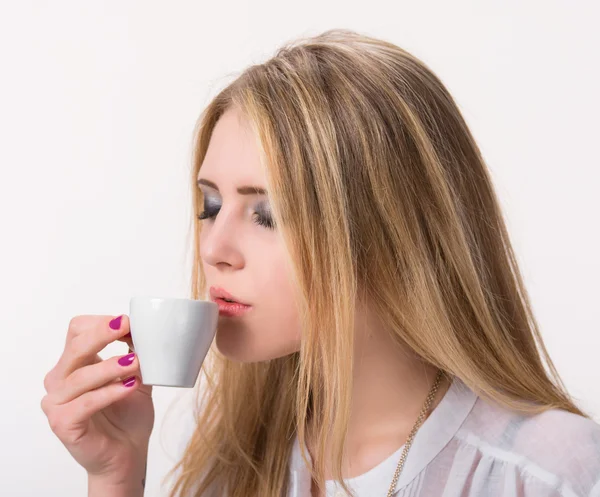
307, 308, 451, 490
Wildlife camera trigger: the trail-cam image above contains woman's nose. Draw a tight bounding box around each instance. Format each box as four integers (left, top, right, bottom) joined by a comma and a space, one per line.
199, 214, 244, 269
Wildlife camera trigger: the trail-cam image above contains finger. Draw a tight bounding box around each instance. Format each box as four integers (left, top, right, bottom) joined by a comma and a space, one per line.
44, 353, 102, 394
65, 375, 142, 427
54, 314, 132, 384
52, 352, 141, 405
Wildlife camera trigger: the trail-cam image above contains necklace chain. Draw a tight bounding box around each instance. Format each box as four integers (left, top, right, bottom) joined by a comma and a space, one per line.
385, 369, 445, 497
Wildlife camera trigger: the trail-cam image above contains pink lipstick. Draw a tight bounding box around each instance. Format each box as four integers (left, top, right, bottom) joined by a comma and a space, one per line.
209, 286, 252, 317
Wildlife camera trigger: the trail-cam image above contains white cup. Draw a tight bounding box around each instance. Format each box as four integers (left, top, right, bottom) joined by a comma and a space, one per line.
128, 296, 218, 388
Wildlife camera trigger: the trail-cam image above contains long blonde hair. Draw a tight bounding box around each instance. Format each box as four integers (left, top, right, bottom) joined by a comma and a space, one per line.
164, 28, 591, 497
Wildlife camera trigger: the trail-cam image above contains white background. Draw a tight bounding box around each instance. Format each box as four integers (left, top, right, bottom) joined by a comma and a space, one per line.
1, 1, 598, 495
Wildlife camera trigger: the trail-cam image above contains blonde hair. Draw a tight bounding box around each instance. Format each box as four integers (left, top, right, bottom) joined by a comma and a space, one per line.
164, 28, 591, 497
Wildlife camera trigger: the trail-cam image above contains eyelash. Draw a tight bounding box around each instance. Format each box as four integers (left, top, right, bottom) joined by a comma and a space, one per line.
197, 206, 275, 230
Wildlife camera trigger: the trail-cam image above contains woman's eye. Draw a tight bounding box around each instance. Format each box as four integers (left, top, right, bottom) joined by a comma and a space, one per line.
252, 212, 276, 230
197, 206, 220, 221
197, 204, 276, 230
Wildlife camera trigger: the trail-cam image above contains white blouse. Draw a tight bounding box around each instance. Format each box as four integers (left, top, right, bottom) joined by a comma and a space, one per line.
287, 376, 600, 497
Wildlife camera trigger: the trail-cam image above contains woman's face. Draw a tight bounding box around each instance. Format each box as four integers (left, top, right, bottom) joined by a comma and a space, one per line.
198, 107, 302, 362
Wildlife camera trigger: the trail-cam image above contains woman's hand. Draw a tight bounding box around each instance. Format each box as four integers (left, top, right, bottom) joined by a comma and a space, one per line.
41, 314, 154, 486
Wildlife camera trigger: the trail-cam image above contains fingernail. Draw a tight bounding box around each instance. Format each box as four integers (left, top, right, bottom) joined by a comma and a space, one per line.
123, 376, 136, 387
109, 315, 123, 330
118, 353, 135, 366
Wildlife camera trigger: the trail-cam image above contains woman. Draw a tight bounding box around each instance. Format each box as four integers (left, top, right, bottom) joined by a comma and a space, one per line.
41, 29, 600, 497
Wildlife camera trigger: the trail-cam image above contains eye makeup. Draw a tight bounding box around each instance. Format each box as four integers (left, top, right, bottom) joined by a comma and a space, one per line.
253, 201, 275, 229
197, 196, 276, 230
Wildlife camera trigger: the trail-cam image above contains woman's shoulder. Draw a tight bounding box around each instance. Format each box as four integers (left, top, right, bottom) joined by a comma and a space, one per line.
455, 393, 600, 495
464, 392, 600, 450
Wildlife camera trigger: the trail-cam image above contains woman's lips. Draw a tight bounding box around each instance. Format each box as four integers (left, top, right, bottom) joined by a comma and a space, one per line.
209, 286, 249, 305
214, 298, 252, 317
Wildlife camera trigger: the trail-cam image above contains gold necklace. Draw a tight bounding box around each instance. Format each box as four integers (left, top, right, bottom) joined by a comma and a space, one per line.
385, 369, 445, 497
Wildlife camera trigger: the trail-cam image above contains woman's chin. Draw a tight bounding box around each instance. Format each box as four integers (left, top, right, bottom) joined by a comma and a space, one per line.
215, 327, 260, 363
215, 327, 299, 363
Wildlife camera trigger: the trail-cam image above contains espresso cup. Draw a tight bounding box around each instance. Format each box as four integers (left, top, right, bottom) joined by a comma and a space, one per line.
128, 296, 218, 387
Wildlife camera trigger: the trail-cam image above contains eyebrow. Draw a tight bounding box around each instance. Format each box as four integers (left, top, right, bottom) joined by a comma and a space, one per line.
197, 178, 267, 196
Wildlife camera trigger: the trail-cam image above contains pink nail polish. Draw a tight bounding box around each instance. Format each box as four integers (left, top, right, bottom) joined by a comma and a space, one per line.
109, 315, 123, 330
118, 353, 135, 366
123, 376, 136, 387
